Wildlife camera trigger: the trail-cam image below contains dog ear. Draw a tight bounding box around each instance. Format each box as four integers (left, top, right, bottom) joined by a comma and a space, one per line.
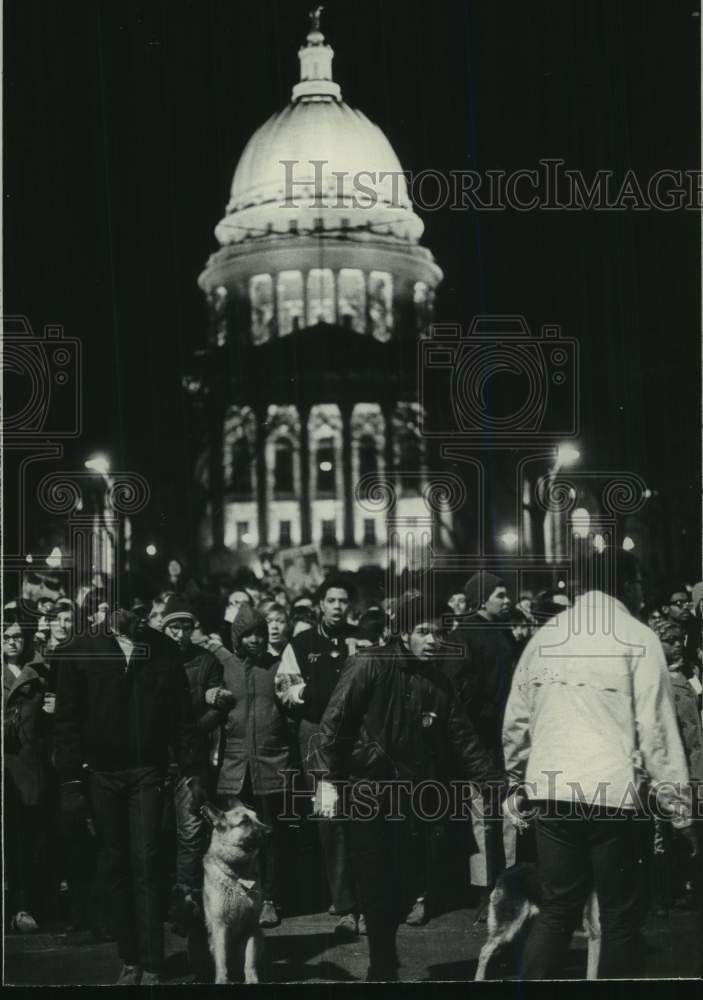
200, 802, 226, 829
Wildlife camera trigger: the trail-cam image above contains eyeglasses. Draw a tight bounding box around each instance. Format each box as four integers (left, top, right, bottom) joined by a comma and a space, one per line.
165, 623, 194, 634
670, 599, 690, 608
3, 634, 23, 643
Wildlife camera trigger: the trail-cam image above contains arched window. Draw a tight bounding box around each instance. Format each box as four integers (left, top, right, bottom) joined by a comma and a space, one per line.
274, 438, 295, 496
230, 437, 253, 496
359, 433, 378, 478
307, 269, 335, 325
277, 271, 304, 336
316, 436, 336, 496
338, 269, 366, 333
249, 274, 274, 344
368, 271, 393, 342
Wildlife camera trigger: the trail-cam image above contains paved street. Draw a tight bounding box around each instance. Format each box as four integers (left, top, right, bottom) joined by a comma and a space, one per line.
5, 903, 702, 985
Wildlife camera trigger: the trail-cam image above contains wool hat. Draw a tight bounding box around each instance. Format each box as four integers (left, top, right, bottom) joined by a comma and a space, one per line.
394, 592, 436, 634
231, 604, 268, 645
463, 571, 506, 611
161, 595, 195, 629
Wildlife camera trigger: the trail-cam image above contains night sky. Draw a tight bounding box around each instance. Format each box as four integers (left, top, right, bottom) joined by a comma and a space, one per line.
5, 0, 701, 576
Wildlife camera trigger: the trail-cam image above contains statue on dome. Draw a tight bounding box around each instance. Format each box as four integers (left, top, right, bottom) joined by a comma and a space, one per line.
309, 5, 324, 33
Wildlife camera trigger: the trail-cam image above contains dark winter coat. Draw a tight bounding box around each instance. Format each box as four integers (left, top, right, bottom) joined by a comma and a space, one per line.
53, 627, 200, 780
314, 639, 505, 792
3, 663, 48, 806
211, 645, 292, 796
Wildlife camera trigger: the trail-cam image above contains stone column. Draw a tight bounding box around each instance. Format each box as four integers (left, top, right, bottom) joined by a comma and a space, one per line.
254, 405, 268, 549
340, 403, 355, 548
299, 404, 312, 544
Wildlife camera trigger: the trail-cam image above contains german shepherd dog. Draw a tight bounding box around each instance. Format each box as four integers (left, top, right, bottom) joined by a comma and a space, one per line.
475, 863, 601, 981
201, 800, 270, 984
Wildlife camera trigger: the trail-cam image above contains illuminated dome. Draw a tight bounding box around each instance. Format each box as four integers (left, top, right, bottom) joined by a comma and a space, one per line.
215, 21, 424, 245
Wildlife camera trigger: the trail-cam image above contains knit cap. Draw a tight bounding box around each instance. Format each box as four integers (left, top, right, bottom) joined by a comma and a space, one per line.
161, 595, 195, 629
231, 604, 268, 645
463, 571, 505, 612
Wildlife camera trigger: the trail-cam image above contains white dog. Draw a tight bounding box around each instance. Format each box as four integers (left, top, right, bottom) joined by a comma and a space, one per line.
201, 800, 269, 984
475, 863, 601, 981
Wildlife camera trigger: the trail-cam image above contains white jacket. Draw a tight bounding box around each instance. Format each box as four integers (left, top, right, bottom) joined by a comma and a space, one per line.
502, 591, 692, 824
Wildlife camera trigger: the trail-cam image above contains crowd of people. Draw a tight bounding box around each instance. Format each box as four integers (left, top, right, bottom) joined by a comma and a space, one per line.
3, 552, 703, 982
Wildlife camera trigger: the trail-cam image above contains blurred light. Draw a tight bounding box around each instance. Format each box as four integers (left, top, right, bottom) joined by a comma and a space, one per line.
557, 580, 566, 589
46, 547, 62, 568
319, 461, 333, 472
622, 536, 635, 551
593, 534, 606, 552
145, 544, 157, 557
571, 507, 591, 539
26, 554, 33, 564
241, 533, 254, 545
556, 443, 581, 467
643, 488, 652, 499
84, 454, 111, 476
500, 529, 519, 549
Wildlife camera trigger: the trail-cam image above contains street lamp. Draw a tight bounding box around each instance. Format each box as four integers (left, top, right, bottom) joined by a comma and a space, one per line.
84, 454, 111, 476
622, 536, 635, 551
145, 544, 157, 557
556, 443, 581, 468
499, 528, 519, 550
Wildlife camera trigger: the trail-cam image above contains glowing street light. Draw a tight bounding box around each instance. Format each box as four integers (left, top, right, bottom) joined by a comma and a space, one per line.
84, 454, 111, 476
593, 534, 606, 553
556, 443, 581, 467
46, 546, 63, 568
571, 507, 591, 539
319, 461, 333, 472
145, 544, 157, 557
500, 528, 519, 550
622, 536, 635, 551
241, 532, 255, 545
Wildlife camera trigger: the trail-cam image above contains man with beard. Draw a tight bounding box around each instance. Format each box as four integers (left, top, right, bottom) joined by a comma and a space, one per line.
54, 604, 203, 985
275, 577, 361, 936
313, 592, 504, 981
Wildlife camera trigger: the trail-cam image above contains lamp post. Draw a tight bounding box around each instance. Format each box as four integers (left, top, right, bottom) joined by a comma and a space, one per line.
544, 442, 581, 563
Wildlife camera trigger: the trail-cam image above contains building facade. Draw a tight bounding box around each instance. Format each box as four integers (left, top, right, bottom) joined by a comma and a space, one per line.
194, 16, 446, 571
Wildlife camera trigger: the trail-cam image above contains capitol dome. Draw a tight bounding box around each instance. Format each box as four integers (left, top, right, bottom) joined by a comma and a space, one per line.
215, 22, 424, 245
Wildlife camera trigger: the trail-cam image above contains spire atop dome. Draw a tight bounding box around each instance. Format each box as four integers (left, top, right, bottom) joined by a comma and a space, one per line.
292, 6, 342, 103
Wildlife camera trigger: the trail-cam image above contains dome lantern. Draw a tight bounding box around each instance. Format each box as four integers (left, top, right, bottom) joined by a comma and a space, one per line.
292, 6, 342, 103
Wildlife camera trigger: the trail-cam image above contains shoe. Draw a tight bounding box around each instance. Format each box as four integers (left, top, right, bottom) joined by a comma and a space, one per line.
405, 898, 429, 926
139, 970, 161, 986
11, 911, 39, 934
115, 964, 142, 986
358, 914, 367, 935
328, 904, 338, 915
259, 900, 280, 928
333, 913, 358, 939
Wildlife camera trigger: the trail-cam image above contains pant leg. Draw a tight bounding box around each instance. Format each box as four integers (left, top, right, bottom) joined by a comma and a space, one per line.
89, 770, 139, 965
254, 791, 287, 906
350, 807, 408, 980
588, 811, 641, 978
174, 776, 207, 892
318, 818, 358, 914
127, 766, 165, 974
4, 776, 40, 916
520, 811, 591, 979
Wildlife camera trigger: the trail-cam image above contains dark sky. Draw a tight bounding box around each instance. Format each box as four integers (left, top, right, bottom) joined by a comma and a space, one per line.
5, 0, 701, 568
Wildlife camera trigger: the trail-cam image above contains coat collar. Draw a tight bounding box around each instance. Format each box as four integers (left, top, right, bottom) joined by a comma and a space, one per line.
3, 661, 43, 699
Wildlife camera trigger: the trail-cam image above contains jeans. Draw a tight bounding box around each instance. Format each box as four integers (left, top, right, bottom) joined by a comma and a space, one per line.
349, 792, 428, 980
89, 766, 165, 972
174, 776, 207, 893
318, 818, 358, 914
4, 775, 42, 916
469, 788, 518, 888
521, 803, 642, 980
